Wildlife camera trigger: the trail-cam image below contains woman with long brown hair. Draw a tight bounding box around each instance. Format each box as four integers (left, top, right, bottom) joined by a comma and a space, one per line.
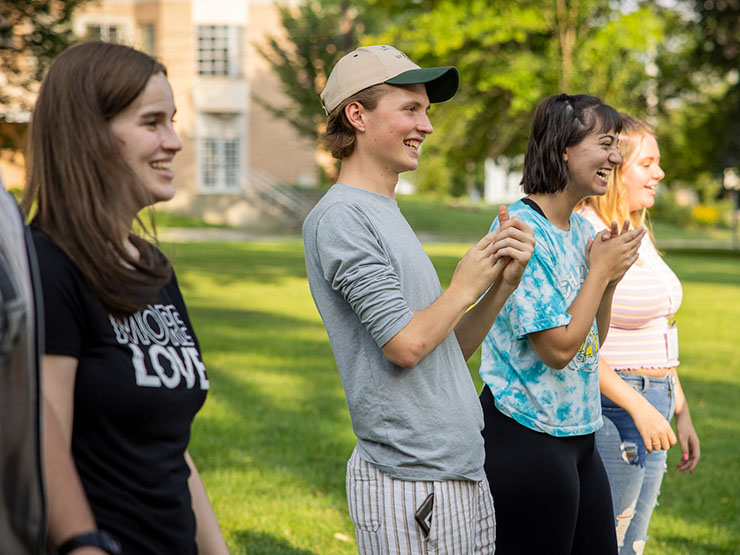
23, 41, 228, 554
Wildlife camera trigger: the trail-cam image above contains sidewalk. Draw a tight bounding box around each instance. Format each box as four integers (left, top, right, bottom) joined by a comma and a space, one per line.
159, 227, 301, 243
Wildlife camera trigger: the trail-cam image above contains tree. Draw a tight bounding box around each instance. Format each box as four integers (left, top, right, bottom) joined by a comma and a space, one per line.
258, 0, 677, 196
654, 0, 740, 188
686, 0, 740, 172
371, 0, 668, 195
0, 0, 90, 148
254, 0, 384, 144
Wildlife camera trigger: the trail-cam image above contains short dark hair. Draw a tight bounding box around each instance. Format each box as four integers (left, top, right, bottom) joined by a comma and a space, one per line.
322, 84, 389, 160
522, 93, 622, 195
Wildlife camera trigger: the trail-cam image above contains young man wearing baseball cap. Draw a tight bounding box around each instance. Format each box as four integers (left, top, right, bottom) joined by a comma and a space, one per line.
303, 45, 535, 553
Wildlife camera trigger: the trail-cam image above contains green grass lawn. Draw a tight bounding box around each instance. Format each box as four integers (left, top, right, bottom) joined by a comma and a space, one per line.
168, 239, 740, 554
151, 194, 738, 248
143, 209, 226, 229
395, 196, 737, 247
396, 196, 501, 240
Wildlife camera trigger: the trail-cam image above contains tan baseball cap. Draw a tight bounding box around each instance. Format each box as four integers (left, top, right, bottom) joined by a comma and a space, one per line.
320, 45, 459, 115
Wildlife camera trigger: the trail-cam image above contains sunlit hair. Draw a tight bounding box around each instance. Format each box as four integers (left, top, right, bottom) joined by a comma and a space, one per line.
578, 114, 655, 233
23, 41, 172, 317
522, 93, 622, 195
322, 84, 389, 159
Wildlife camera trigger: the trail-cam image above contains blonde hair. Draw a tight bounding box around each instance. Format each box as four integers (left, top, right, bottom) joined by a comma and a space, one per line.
578, 114, 656, 234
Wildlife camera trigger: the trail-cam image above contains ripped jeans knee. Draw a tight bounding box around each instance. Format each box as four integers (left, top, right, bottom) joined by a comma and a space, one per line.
615, 498, 637, 546
631, 537, 647, 555
614, 495, 651, 554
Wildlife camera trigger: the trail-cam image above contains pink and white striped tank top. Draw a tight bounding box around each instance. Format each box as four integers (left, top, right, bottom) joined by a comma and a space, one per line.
580, 207, 682, 370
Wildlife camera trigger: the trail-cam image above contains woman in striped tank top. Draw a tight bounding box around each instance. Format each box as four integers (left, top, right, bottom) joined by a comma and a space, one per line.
578, 114, 700, 554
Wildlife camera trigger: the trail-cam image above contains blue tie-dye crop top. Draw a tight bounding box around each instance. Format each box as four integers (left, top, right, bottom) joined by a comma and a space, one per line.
480, 199, 603, 437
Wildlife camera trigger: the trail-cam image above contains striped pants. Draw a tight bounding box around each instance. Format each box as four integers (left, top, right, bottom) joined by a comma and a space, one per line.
347, 448, 496, 554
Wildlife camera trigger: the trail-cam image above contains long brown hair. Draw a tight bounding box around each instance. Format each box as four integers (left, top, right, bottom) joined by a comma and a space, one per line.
23, 41, 172, 317
579, 114, 655, 232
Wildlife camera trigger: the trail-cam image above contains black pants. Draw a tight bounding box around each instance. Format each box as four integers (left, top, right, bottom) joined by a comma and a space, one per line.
480, 386, 617, 555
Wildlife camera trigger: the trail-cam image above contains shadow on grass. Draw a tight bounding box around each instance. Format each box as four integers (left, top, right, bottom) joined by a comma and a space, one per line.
664, 249, 740, 287
185, 304, 350, 496
655, 536, 740, 555
166, 241, 309, 287
196, 355, 351, 492
232, 530, 317, 555
654, 375, 740, 552
186, 304, 329, 359
430, 248, 740, 291
187, 302, 320, 329
174, 241, 740, 552
431, 246, 740, 289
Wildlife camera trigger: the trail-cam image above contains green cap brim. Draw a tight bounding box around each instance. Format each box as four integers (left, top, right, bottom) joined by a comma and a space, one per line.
385, 66, 459, 104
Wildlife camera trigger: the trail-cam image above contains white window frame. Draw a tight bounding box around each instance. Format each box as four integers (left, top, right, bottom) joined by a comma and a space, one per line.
74, 16, 132, 45
196, 25, 239, 77
85, 23, 123, 42
196, 113, 244, 193
140, 23, 156, 56
199, 137, 241, 192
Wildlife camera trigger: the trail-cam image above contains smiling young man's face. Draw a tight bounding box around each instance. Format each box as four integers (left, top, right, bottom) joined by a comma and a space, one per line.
109, 72, 182, 207
360, 83, 434, 175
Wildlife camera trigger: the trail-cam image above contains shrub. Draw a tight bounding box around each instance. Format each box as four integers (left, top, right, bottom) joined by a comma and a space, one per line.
691, 203, 720, 226
651, 189, 692, 227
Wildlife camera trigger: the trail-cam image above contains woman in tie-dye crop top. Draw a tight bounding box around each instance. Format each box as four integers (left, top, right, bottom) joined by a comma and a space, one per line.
478, 94, 647, 554
579, 114, 700, 555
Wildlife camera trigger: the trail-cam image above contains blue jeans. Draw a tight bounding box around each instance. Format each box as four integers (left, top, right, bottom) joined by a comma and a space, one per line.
596, 372, 675, 555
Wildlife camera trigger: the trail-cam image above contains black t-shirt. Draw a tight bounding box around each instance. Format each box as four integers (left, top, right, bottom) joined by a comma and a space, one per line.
33, 230, 208, 555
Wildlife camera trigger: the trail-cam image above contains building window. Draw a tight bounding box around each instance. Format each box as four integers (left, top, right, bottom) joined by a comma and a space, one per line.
86, 23, 121, 42
197, 25, 237, 76
197, 113, 243, 192
141, 23, 156, 56
86, 24, 101, 40
200, 138, 241, 190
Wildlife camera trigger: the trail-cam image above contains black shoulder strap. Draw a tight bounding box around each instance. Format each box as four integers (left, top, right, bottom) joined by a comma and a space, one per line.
521, 197, 548, 220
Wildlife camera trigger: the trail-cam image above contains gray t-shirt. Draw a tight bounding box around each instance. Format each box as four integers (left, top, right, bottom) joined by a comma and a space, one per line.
303, 184, 484, 481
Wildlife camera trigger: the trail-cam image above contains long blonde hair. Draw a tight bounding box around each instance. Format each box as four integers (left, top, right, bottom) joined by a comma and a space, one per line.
579, 114, 656, 233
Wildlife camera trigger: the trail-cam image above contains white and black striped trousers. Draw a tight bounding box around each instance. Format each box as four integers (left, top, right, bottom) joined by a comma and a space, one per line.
347, 448, 496, 554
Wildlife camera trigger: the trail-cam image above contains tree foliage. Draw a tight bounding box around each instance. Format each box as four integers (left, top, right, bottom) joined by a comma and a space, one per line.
369, 0, 668, 194
688, 0, 740, 172
258, 0, 733, 197
1, 0, 89, 90
655, 0, 740, 187
1, 0, 90, 147
254, 0, 384, 143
